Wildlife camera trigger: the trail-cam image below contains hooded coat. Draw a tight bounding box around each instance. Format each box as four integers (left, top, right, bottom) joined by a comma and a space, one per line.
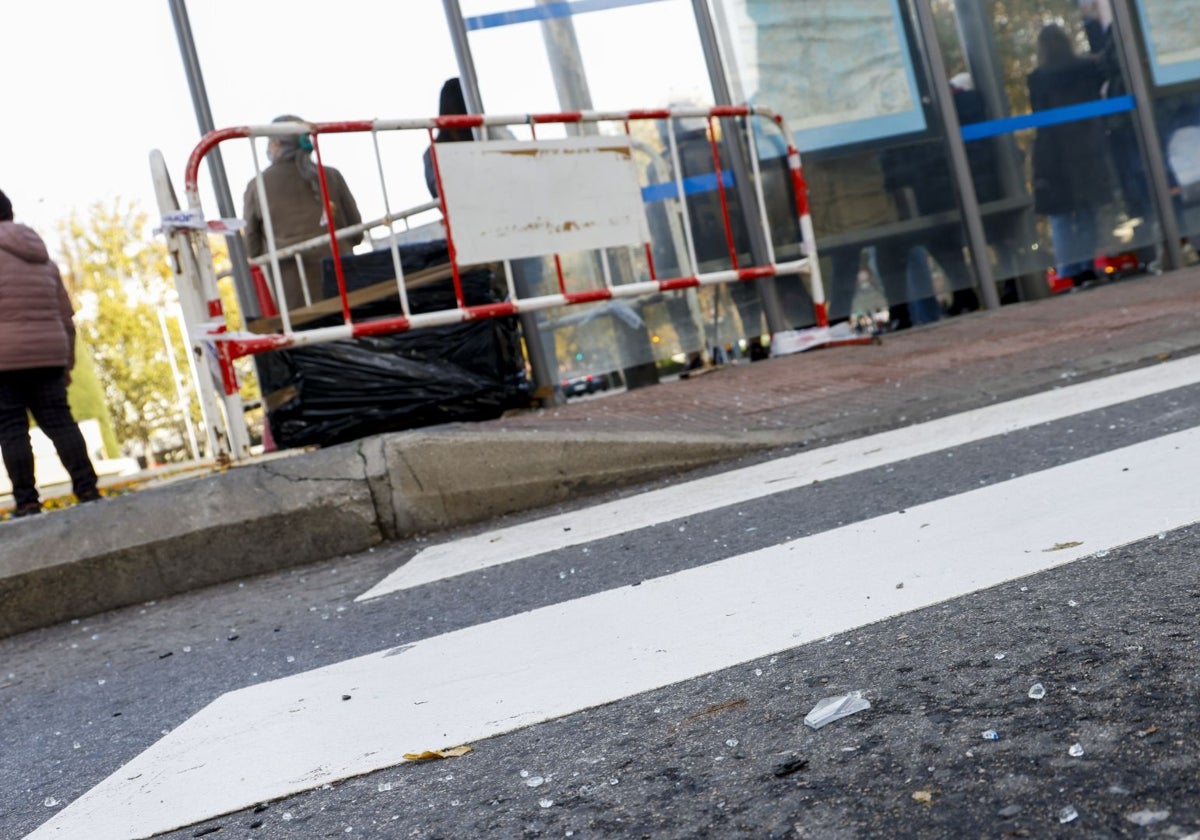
243, 158, 362, 310
0, 221, 76, 371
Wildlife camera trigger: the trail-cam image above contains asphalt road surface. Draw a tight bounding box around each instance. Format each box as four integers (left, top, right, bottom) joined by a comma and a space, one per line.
4, 359, 1200, 840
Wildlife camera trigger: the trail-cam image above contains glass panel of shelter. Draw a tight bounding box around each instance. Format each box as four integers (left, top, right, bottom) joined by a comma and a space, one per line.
712, 0, 1177, 328
713, 0, 983, 329
941, 0, 1165, 291
1157, 86, 1200, 255
458, 0, 772, 391
451, 0, 1190, 388
1137, 0, 1200, 260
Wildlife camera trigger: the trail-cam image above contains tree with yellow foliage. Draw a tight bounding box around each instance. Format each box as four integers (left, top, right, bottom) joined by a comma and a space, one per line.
57, 200, 202, 463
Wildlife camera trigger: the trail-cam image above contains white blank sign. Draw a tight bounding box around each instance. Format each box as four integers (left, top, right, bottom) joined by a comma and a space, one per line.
435, 135, 651, 265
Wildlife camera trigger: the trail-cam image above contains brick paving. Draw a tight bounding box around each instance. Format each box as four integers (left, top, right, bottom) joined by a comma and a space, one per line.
490, 268, 1200, 443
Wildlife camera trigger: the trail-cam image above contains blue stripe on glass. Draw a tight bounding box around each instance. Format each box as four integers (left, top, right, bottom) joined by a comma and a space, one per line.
960, 95, 1136, 142
466, 0, 666, 31
641, 170, 734, 203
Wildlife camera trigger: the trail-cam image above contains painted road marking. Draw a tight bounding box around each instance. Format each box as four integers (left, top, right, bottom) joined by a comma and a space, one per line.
357, 353, 1200, 601
29, 424, 1200, 840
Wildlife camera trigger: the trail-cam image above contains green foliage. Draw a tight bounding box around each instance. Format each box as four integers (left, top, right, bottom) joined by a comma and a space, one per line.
991, 0, 1090, 115
932, 0, 1095, 116
90, 294, 178, 449
57, 200, 173, 302
57, 200, 199, 459
66, 336, 119, 458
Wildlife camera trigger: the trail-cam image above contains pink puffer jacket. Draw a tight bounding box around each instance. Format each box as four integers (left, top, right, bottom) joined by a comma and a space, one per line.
0, 221, 76, 371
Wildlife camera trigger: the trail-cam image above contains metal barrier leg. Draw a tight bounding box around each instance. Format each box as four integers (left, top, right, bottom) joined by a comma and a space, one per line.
151, 150, 232, 462
509, 259, 561, 403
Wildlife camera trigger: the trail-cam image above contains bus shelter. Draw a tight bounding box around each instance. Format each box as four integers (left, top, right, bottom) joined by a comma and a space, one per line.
167, 0, 1200, 457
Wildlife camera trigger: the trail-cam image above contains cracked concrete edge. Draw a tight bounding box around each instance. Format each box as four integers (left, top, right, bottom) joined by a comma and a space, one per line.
357, 436, 400, 541
0, 427, 771, 639
381, 427, 779, 534
0, 445, 384, 639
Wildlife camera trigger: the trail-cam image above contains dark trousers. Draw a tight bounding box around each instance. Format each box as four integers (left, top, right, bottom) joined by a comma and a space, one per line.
0, 367, 98, 507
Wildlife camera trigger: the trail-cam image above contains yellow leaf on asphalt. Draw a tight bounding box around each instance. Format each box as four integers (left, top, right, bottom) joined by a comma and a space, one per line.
912, 790, 934, 806
403, 745, 473, 761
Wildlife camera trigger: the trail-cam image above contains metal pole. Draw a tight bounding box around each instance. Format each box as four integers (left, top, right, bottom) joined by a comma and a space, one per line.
150, 149, 225, 459
536, 0, 595, 136
171, 299, 209, 458
953, 1, 1025, 199
168, 0, 259, 318
690, 0, 788, 335
1109, 0, 1184, 270
442, 0, 560, 401
157, 307, 201, 461
441, 0, 486, 119
913, 0, 1002, 309
531, 0, 657, 389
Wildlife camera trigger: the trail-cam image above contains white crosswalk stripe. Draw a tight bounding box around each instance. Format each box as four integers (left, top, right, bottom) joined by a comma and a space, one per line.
357, 355, 1200, 600
27, 421, 1200, 840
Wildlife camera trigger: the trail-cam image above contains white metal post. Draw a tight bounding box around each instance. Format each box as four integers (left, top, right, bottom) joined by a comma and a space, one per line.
150, 150, 227, 461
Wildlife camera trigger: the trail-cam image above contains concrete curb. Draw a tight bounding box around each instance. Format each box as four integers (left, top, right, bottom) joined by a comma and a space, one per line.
0, 429, 771, 639
379, 428, 785, 535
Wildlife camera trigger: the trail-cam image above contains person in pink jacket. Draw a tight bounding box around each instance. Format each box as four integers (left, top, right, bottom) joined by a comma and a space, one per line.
0, 189, 99, 517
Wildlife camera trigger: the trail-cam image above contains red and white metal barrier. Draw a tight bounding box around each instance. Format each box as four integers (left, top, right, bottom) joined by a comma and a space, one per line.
154, 105, 828, 461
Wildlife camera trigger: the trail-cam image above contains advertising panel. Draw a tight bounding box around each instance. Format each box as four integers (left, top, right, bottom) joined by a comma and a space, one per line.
717, 0, 926, 151
1136, 0, 1200, 86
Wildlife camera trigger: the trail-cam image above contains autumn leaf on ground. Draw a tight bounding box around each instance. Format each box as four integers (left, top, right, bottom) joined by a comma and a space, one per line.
403, 745, 473, 761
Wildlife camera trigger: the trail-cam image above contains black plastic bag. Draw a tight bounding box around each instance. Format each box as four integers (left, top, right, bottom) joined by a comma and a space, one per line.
262, 241, 530, 448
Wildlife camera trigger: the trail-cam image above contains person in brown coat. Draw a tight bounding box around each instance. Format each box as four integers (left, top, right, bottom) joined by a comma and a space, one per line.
242, 115, 363, 311
0, 189, 100, 517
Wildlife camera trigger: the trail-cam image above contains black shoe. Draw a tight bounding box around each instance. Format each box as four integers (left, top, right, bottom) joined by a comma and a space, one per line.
76, 489, 103, 504
679, 352, 705, 379
945, 289, 980, 316
887, 303, 912, 331
14, 503, 43, 518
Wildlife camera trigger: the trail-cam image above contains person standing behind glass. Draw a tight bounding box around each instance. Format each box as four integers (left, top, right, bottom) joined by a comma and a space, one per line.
1028, 24, 1113, 286
1082, 1, 1158, 268
423, 78, 473, 199
243, 115, 362, 311
423, 79, 516, 199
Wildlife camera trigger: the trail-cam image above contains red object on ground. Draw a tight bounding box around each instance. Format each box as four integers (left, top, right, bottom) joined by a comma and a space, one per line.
250, 265, 279, 318
1095, 252, 1141, 277
1046, 267, 1074, 294
1048, 252, 1144, 294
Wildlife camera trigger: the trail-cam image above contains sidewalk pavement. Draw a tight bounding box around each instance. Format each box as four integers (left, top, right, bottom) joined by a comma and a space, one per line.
2, 269, 1197, 639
